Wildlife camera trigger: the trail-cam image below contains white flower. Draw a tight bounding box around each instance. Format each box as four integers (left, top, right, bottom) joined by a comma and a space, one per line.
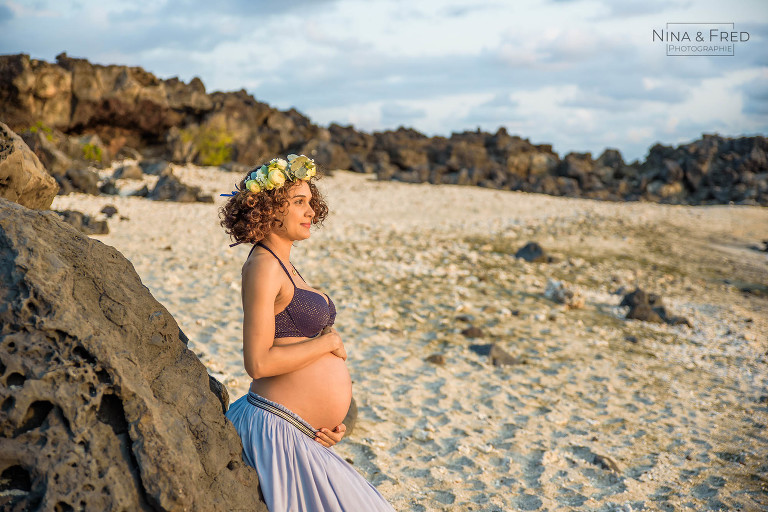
255, 167, 268, 186
268, 159, 287, 172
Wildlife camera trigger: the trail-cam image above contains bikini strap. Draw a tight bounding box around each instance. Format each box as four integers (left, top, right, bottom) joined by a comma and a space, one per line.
254, 242, 296, 287
290, 266, 330, 302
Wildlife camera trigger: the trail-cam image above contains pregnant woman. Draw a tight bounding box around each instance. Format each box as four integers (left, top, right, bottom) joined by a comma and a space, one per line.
219, 155, 393, 512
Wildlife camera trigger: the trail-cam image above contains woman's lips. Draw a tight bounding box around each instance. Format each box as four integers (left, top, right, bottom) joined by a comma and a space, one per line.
300, 223, 311, 228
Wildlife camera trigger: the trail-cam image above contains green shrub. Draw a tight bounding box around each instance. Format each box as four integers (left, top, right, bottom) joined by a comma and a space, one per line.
29, 121, 54, 141
180, 125, 233, 166
82, 143, 103, 162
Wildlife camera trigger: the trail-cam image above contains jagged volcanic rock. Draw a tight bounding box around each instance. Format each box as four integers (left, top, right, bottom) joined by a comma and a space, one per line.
0, 198, 266, 511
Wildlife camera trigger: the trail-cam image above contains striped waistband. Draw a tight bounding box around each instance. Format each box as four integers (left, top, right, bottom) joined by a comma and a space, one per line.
247, 393, 318, 439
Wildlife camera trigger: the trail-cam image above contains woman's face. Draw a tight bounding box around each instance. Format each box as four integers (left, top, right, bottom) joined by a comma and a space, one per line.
274, 180, 315, 241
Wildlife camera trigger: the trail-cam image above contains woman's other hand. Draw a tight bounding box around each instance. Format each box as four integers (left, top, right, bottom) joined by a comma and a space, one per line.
314, 423, 346, 447
321, 326, 347, 361
331, 343, 347, 361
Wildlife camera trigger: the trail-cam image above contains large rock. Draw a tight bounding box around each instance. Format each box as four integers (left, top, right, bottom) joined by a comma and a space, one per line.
359, 127, 561, 190
0, 122, 58, 209
298, 137, 348, 172
620, 288, 691, 327
19, 127, 73, 176
20, 126, 111, 171
0, 198, 266, 512
113, 163, 144, 180
54, 209, 109, 235
148, 171, 213, 203
19, 127, 105, 195
642, 135, 768, 205
2, 54, 315, 166
515, 241, 552, 263
139, 159, 172, 176
61, 166, 101, 195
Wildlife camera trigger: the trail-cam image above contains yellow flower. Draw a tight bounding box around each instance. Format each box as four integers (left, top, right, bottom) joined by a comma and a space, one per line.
245, 179, 261, 193
268, 168, 287, 187
269, 158, 288, 171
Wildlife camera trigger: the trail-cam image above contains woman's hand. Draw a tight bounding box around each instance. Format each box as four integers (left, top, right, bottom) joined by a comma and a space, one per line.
321, 326, 347, 361
331, 343, 347, 361
314, 423, 346, 447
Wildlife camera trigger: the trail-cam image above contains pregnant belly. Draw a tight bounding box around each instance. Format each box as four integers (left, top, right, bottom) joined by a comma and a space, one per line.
250, 353, 352, 430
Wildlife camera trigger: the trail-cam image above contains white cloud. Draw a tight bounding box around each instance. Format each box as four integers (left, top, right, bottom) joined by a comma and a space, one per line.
0, 0, 765, 162
741, 71, 768, 116
461, 92, 520, 126
381, 102, 427, 126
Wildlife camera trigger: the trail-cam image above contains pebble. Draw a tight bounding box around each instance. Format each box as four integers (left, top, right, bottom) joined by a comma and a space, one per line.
424, 353, 446, 366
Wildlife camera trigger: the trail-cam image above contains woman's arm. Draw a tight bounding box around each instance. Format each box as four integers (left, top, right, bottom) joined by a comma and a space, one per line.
241, 254, 342, 379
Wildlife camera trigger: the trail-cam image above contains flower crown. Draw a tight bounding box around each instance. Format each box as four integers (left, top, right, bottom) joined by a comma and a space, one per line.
220, 154, 317, 197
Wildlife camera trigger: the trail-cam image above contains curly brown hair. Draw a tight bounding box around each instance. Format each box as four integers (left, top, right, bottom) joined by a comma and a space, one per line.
218, 171, 329, 246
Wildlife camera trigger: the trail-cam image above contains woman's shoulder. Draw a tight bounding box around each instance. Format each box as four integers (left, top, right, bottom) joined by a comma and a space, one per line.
242, 247, 283, 280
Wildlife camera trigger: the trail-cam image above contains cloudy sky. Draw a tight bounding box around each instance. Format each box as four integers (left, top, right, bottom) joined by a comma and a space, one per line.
1, 0, 766, 161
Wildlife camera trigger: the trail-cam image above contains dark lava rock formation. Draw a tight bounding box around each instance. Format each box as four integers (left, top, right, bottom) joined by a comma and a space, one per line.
0, 52, 323, 167
0, 198, 266, 511
1, 53, 765, 206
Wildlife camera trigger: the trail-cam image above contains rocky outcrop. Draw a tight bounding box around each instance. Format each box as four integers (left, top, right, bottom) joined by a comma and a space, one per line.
139, 160, 172, 176
356, 127, 563, 190
639, 135, 768, 205
0, 122, 58, 209
113, 163, 143, 180
19, 125, 107, 195
0, 53, 202, 154
53, 209, 109, 235
0, 198, 266, 511
347, 128, 767, 206
2, 54, 765, 205
148, 170, 214, 203
0, 53, 323, 168
19, 127, 75, 175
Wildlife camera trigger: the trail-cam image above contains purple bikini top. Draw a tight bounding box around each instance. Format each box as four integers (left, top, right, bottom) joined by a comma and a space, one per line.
252, 242, 336, 338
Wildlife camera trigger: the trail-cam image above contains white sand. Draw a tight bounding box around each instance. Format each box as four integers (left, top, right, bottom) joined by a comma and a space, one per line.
53, 165, 768, 511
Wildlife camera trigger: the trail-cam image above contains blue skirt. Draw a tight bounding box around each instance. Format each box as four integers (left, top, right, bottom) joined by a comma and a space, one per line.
225, 391, 395, 512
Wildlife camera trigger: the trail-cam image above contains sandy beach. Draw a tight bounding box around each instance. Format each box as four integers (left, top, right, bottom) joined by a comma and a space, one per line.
52, 164, 768, 511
